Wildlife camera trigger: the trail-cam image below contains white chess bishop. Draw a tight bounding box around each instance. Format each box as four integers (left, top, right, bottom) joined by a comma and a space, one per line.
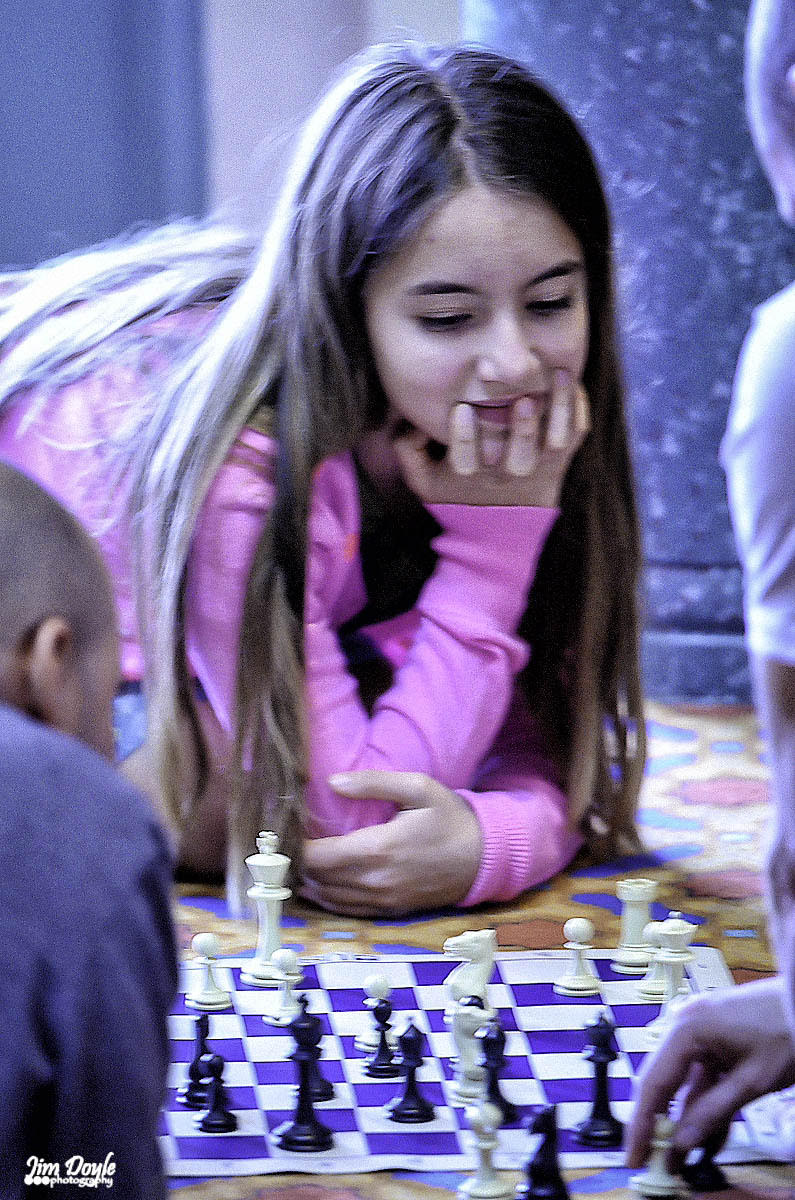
240, 830, 291, 986
457, 1101, 512, 1199
645, 913, 696, 1042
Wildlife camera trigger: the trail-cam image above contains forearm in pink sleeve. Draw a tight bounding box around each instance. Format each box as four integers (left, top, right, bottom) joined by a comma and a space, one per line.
306, 505, 560, 834
459, 779, 582, 906
455, 688, 582, 906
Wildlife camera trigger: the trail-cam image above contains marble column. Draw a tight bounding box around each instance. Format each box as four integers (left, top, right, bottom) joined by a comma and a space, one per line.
462, 0, 795, 702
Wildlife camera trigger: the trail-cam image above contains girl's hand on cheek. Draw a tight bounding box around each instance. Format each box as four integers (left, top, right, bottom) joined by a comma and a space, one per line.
394, 371, 589, 508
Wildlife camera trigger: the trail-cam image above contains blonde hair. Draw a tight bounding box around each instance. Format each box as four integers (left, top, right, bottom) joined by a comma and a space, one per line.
0, 42, 645, 905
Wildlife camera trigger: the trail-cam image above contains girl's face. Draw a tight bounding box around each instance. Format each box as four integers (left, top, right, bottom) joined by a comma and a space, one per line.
363, 185, 589, 468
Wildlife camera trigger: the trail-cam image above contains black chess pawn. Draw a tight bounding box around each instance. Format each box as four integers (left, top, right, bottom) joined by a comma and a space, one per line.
516, 1104, 571, 1200
476, 1015, 519, 1125
278, 994, 333, 1151
575, 1010, 623, 1148
365, 995, 401, 1078
385, 1019, 435, 1123
179, 1013, 211, 1109
197, 1053, 238, 1132
682, 1136, 730, 1192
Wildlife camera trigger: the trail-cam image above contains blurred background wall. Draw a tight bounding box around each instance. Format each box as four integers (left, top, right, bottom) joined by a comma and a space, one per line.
1, 0, 791, 705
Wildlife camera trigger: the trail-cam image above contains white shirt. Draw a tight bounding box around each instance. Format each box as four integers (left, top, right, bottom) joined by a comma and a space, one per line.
722, 281, 795, 665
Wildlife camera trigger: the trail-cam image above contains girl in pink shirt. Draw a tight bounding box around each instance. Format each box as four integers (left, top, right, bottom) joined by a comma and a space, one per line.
0, 44, 645, 915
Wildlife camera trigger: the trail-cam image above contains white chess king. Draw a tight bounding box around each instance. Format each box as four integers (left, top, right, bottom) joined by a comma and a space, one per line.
240, 830, 291, 986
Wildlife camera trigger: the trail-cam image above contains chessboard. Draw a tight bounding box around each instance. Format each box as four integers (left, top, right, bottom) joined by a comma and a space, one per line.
161, 945, 763, 1178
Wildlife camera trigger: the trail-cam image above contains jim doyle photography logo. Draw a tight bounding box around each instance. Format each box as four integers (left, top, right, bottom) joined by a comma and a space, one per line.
24, 1153, 116, 1189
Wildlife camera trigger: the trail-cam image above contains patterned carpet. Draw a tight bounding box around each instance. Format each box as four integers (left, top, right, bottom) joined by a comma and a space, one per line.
170, 701, 791, 1198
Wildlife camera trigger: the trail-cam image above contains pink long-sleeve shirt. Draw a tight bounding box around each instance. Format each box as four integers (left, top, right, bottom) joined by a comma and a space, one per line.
0, 325, 582, 906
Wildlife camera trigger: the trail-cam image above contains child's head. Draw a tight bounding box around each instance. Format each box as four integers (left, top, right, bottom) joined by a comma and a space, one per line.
259, 43, 616, 455
0, 463, 119, 760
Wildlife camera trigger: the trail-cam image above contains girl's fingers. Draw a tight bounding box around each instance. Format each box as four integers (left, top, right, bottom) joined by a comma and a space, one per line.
546, 369, 573, 449
449, 403, 478, 475
574, 381, 591, 437
504, 396, 540, 475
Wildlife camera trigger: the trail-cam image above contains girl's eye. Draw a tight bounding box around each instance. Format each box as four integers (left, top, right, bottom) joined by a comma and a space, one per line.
527, 295, 573, 315
418, 312, 471, 330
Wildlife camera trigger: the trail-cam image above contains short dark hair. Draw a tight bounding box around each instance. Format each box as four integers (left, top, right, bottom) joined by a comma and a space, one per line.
0, 461, 115, 655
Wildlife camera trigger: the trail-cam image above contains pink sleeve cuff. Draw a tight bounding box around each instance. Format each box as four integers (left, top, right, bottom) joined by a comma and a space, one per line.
458, 782, 583, 907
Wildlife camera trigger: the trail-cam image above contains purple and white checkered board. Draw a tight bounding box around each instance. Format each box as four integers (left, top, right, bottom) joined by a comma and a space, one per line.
161, 947, 755, 1177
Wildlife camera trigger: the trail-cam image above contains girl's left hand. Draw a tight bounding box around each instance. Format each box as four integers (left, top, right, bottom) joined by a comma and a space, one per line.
299, 771, 482, 917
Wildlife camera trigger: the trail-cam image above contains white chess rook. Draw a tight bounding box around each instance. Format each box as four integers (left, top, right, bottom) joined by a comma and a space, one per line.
241, 831, 292, 986
185, 932, 232, 1011
612, 878, 658, 974
554, 918, 601, 996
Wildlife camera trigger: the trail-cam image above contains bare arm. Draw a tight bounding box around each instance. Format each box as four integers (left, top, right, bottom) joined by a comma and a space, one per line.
753, 653, 795, 1032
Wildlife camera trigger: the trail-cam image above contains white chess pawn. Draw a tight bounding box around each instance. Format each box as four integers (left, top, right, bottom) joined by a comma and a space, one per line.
262, 947, 303, 1026
612, 878, 658, 974
457, 1100, 512, 1199
554, 917, 601, 996
354, 973, 397, 1054
186, 932, 232, 1011
630, 1113, 684, 1197
240, 830, 292, 986
637, 922, 668, 1001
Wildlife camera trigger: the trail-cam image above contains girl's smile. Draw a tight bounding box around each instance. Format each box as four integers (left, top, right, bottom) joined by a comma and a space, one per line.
362, 184, 589, 474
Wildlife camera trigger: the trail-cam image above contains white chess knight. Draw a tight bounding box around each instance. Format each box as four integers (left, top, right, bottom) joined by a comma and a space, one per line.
186, 932, 232, 1011
645, 913, 696, 1042
630, 1113, 684, 1197
554, 917, 601, 996
457, 1100, 512, 1200
443, 928, 497, 1018
612, 878, 658, 974
240, 830, 291, 986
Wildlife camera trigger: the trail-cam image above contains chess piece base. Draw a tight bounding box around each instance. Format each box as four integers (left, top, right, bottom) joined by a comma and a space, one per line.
197, 1109, 238, 1133
610, 951, 651, 975
385, 1096, 436, 1122
185, 995, 231, 1011
240, 963, 283, 986
630, 1170, 682, 1197
576, 1115, 624, 1148
277, 1119, 333, 1151
553, 977, 600, 997
457, 1174, 512, 1199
